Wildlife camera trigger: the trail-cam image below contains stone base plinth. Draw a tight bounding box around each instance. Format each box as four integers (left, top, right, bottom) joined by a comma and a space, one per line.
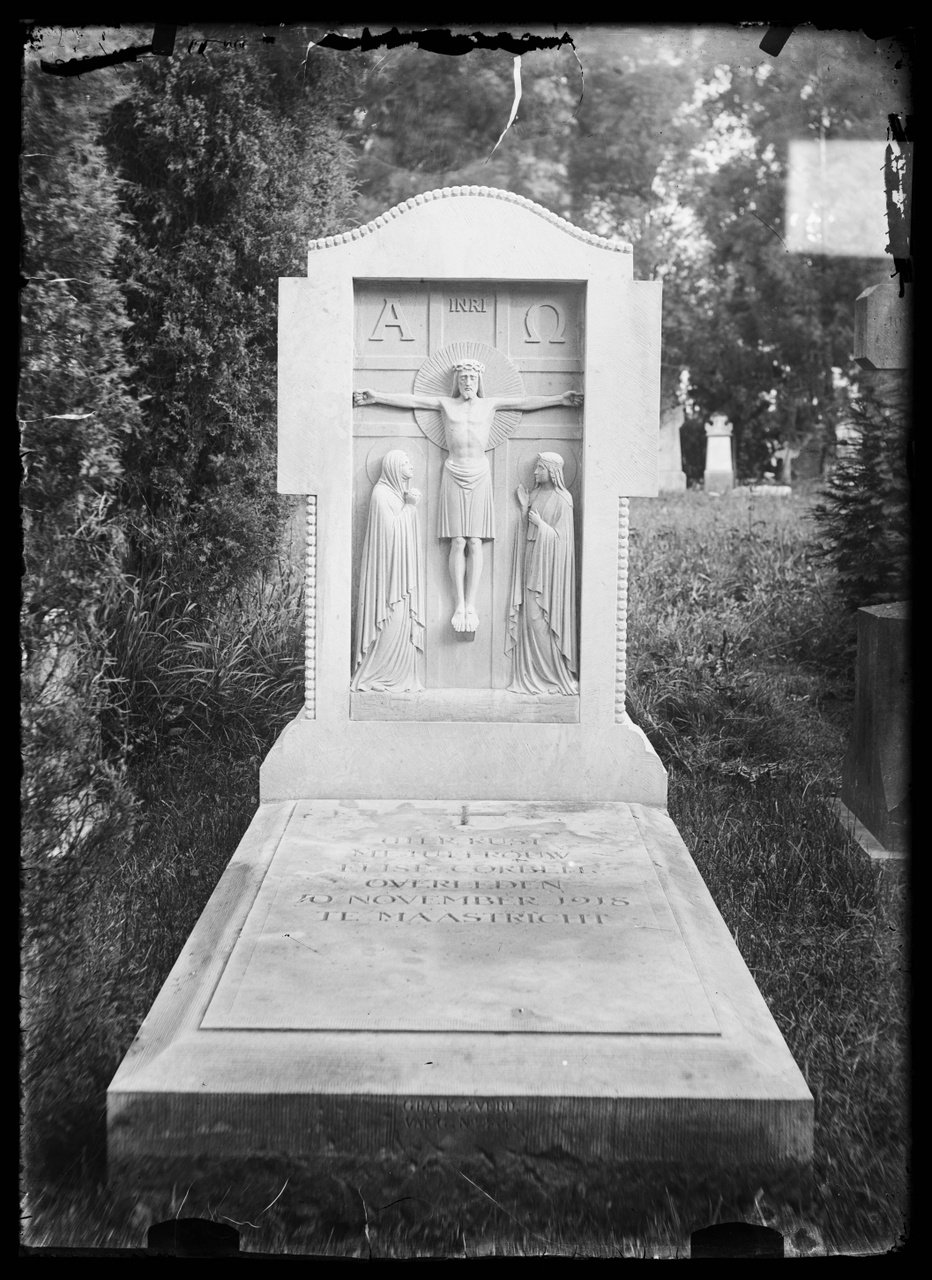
833, 799, 907, 866
108, 800, 813, 1196
351, 687, 579, 723
703, 470, 734, 494
658, 469, 687, 493
260, 711, 668, 806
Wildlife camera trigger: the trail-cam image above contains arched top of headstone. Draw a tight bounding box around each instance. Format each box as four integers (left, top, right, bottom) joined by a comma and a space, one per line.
308, 186, 633, 256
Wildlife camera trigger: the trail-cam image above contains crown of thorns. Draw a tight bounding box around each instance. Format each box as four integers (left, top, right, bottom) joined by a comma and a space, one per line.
452, 360, 485, 374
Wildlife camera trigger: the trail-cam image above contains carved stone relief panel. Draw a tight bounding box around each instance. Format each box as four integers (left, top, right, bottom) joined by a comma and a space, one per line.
351, 280, 584, 718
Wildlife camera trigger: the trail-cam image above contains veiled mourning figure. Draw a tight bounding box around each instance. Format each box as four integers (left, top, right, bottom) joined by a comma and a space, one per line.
351, 451, 425, 692
506, 453, 579, 695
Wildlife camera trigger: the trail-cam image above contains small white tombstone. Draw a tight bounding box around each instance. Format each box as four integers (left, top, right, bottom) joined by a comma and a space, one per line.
658, 403, 687, 492
703, 414, 734, 493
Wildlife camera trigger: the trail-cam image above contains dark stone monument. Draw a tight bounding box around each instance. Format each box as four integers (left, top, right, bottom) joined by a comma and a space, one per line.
839, 602, 909, 856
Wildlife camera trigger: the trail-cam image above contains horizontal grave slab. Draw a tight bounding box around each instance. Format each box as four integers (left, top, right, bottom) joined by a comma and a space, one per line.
108, 799, 812, 1177
201, 801, 718, 1035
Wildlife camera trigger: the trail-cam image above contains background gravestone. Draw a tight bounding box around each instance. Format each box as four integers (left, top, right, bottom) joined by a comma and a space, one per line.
703, 414, 734, 493
839, 602, 909, 855
658, 364, 686, 492
659, 405, 687, 493
834, 282, 910, 864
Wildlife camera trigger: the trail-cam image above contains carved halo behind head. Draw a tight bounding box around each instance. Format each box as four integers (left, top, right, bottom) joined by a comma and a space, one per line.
413, 341, 524, 451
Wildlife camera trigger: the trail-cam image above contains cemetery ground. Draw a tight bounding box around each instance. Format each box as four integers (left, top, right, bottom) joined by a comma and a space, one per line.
21, 488, 907, 1258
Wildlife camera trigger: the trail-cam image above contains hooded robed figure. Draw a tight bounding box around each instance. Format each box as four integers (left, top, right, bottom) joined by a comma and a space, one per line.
351, 451, 425, 692
506, 452, 578, 695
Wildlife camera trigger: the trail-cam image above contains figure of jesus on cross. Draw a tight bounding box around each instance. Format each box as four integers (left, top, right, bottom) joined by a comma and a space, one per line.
354, 360, 583, 633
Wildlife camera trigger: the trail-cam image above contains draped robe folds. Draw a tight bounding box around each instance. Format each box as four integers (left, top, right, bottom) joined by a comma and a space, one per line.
506, 486, 579, 695
351, 472, 425, 693
439, 456, 495, 539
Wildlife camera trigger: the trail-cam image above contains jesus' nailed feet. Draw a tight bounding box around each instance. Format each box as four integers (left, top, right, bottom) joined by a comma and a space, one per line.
452, 606, 480, 633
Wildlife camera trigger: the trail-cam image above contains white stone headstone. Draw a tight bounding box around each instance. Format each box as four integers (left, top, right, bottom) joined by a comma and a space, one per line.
658, 404, 687, 492
269, 186, 667, 805
703, 414, 734, 494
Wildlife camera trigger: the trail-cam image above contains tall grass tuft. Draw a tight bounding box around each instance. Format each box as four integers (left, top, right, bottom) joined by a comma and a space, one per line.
102, 559, 305, 763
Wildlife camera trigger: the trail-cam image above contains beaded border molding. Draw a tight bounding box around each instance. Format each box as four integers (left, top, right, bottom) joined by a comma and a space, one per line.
308, 186, 633, 255
615, 497, 630, 722
304, 495, 317, 719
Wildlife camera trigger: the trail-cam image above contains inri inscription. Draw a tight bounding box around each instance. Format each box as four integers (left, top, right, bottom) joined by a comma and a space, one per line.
201, 803, 720, 1036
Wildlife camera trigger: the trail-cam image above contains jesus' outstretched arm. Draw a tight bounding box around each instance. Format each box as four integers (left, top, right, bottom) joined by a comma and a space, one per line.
353, 388, 443, 410
487, 389, 583, 413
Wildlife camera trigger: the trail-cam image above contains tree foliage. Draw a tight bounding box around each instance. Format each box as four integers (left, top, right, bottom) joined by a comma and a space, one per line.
344, 27, 908, 480
671, 30, 900, 477
20, 64, 137, 628
20, 62, 139, 902
105, 42, 355, 591
811, 391, 911, 609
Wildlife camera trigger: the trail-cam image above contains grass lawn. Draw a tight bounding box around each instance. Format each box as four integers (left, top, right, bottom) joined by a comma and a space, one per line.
624, 489, 907, 1257
21, 488, 908, 1257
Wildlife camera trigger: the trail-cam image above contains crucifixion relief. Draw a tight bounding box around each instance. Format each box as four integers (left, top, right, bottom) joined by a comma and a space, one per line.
354, 360, 582, 634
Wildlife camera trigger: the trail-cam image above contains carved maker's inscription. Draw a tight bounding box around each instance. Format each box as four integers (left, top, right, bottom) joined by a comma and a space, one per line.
400, 1097, 518, 1133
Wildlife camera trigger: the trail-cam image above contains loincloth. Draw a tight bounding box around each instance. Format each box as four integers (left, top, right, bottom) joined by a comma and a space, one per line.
439, 457, 494, 539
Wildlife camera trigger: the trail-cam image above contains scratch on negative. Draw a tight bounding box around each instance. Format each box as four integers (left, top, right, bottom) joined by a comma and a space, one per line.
487, 56, 522, 161
749, 210, 789, 252
570, 41, 585, 115
283, 933, 331, 961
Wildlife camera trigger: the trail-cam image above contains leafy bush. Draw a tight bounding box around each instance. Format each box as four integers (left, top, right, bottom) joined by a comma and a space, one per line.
811, 392, 911, 610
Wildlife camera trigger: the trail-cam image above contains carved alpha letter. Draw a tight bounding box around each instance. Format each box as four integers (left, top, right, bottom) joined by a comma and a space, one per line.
370, 298, 416, 342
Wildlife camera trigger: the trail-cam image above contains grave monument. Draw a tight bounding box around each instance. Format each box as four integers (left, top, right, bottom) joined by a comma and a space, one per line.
659, 404, 687, 493
658, 366, 687, 493
703, 414, 735, 494
834, 282, 911, 866
108, 188, 812, 1215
